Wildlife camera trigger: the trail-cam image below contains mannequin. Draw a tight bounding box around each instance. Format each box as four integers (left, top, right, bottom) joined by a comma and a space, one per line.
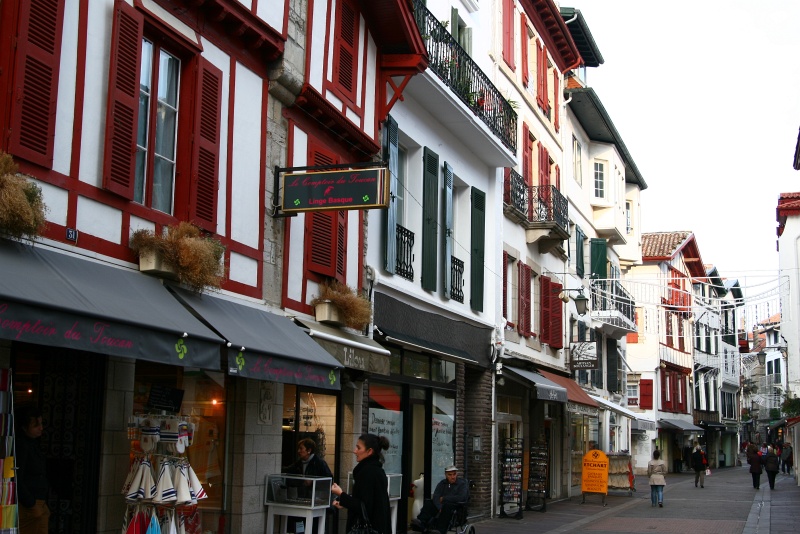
411, 474, 425, 517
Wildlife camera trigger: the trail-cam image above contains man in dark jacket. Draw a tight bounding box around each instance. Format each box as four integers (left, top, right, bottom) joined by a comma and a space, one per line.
285, 438, 333, 532
691, 442, 707, 488
410, 465, 469, 534
15, 405, 50, 533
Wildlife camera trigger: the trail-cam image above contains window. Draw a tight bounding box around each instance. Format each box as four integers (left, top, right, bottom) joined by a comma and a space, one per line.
572, 136, 582, 185
517, 262, 533, 337
502, 0, 515, 70
103, 1, 221, 231
625, 201, 632, 234
627, 383, 639, 406
593, 161, 605, 198
136, 41, 180, 213
539, 276, 563, 348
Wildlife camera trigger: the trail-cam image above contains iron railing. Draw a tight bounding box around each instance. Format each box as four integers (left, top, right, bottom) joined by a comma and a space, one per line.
413, 0, 517, 152
504, 168, 528, 216
395, 224, 415, 281
530, 185, 568, 231
451, 256, 465, 303
591, 279, 635, 324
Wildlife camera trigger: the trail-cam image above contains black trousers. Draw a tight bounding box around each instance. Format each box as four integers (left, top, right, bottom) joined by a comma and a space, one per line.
418, 500, 458, 534
751, 472, 761, 488
767, 470, 778, 489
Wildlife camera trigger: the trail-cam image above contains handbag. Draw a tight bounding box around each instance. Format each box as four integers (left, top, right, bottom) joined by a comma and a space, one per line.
705, 468, 711, 476
347, 502, 380, 534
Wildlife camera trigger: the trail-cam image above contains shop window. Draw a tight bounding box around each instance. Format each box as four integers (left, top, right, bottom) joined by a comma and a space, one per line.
403, 352, 430, 380
432, 390, 456, 471
432, 359, 456, 383
132, 361, 227, 530
281, 384, 338, 477
368, 383, 403, 474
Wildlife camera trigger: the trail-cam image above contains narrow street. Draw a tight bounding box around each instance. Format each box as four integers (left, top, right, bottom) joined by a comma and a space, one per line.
471, 465, 797, 534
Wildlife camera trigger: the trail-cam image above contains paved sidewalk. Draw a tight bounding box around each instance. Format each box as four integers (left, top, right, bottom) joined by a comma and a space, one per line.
468, 466, 799, 533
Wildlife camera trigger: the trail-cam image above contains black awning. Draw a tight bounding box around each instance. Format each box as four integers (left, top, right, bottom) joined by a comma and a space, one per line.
169, 287, 342, 390
506, 367, 567, 403
699, 421, 727, 430
0, 239, 222, 368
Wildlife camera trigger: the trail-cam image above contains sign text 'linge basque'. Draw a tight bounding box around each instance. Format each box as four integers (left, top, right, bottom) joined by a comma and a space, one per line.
281, 167, 389, 213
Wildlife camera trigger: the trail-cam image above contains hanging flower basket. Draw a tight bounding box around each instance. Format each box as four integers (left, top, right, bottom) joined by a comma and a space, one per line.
0, 152, 47, 240
310, 280, 372, 330
130, 222, 225, 292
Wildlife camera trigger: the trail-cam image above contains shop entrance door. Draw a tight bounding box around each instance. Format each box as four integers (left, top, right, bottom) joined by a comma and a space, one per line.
13, 346, 105, 534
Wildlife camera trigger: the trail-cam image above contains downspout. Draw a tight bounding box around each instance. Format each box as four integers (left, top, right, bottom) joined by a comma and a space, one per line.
491, 322, 505, 517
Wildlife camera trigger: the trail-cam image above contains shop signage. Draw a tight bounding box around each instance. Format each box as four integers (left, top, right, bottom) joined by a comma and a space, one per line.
281, 167, 389, 213
227, 347, 340, 390
581, 449, 609, 494
312, 337, 391, 375
568, 402, 599, 416
570, 341, 598, 370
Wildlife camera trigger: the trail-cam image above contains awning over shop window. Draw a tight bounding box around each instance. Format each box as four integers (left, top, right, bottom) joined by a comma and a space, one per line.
589, 395, 638, 419
506, 367, 567, 403
538, 370, 598, 409
169, 287, 342, 390
658, 419, 705, 432
295, 318, 391, 376
0, 239, 223, 369
632, 419, 656, 432
699, 421, 726, 430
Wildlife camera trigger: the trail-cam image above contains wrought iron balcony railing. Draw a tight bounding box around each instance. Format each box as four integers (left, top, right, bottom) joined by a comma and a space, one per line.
502, 169, 568, 231
450, 256, 465, 303
395, 224, 415, 281
413, 0, 517, 152
592, 279, 635, 324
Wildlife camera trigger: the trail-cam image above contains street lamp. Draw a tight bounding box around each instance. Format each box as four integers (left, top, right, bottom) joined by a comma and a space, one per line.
757, 350, 766, 367
559, 288, 589, 316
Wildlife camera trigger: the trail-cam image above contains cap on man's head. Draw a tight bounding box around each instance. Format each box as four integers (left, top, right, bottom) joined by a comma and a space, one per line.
444, 465, 458, 473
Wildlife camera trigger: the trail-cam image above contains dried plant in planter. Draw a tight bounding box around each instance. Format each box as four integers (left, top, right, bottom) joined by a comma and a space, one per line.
310, 280, 372, 330
130, 221, 225, 292
0, 152, 47, 240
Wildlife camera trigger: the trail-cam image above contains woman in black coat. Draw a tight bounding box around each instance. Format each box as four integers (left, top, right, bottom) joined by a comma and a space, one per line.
747, 443, 764, 489
332, 433, 392, 534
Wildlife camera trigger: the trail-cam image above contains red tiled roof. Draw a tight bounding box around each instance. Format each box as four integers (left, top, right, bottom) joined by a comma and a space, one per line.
641, 231, 691, 259
538, 370, 598, 408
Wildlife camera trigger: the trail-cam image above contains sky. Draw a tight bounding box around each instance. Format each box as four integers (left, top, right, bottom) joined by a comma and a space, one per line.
564, 0, 800, 288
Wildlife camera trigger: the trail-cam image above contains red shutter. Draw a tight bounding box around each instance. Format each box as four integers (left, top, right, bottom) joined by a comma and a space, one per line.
554, 164, 560, 191
520, 14, 528, 87
639, 379, 653, 409
189, 57, 222, 232
661, 370, 669, 411
553, 70, 560, 131
535, 39, 544, 109
304, 144, 346, 280
502, 0, 515, 70
8, 0, 65, 167
335, 0, 359, 100
550, 280, 563, 349
540, 276, 551, 344
541, 45, 550, 114
518, 263, 531, 336
627, 310, 639, 343
102, 0, 143, 199
522, 123, 531, 219
335, 209, 347, 283
502, 251, 509, 321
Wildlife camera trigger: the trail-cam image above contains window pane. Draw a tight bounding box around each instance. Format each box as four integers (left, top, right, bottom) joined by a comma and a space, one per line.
432, 390, 455, 471
152, 156, 175, 214
403, 352, 429, 380
134, 149, 146, 203
431, 359, 455, 383
369, 383, 403, 474
158, 51, 180, 106
136, 41, 153, 205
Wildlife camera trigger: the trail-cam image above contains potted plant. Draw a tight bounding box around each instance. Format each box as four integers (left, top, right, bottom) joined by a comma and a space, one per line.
0, 152, 47, 240
309, 280, 372, 330
130, 221, 225, 292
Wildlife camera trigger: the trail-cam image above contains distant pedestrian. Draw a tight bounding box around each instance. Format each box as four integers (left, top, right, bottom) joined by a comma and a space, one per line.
764, 446, 780, 489
747, 443, 763, 489
760, 443, 768, 456
691, 442, 707, 488
683, 442, 693, 471
780, 443, 793, 474
672, 442, 682, 472
647, 449, 667, 508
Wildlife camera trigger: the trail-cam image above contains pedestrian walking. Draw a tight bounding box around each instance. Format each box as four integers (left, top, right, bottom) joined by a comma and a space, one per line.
691, 442, 707, 488
647, 449, 667, 507
780, 442, 793, 475
764, 446, 780, 489
672, 441, 682, 472
747, 443, 764, 489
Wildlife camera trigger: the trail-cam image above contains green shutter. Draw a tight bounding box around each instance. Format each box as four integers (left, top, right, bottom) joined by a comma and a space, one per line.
443, 162, 454, 298
470, 187, 485, 311
383, 116, 399, 274
575, 226, 585, 279
421, 147, 439, 291
590, 238, 607, 279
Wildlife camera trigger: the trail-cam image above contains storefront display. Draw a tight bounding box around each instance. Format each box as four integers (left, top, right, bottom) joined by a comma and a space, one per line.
606, 453, 634, 495
499, 438, 523, 518
526, 437, 548, 512
0, 369, 16, 532
264, 474, 332, 534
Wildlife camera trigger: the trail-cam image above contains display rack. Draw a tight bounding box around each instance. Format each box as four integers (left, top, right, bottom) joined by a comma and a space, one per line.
525, 439, 547, 512
606, 453, 634, 495
499, 437, 523, 519
0, 369, 17, 533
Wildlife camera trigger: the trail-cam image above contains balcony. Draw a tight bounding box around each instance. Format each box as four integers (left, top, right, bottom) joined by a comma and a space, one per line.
411, 0, 517, 163
450, 256, 465, 303
590, 279, 636, 336
395, 224, 415, 281
503, 169, 569, 251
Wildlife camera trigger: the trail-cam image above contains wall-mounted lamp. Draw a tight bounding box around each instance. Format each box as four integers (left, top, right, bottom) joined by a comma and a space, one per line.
558, 288, 589, 316
756, 351, 766, 367
659, 362, 666, 369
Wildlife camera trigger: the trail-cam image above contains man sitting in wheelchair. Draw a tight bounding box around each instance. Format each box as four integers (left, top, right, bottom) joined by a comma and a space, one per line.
410, 465, 469, 534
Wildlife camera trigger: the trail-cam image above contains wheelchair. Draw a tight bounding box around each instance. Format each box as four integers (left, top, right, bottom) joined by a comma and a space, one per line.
444, 501, 475, 534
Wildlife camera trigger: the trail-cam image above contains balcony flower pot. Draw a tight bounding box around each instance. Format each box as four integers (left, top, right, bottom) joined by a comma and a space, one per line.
130, 221, 225, 292
310, 280, 372, 330
0, 152, 47, 240
314, 300, 343, 326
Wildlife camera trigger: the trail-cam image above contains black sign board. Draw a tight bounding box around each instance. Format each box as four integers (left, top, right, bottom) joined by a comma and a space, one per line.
570, 341, 598, 370
281, 167, 389, 212
146, 384, 185, 413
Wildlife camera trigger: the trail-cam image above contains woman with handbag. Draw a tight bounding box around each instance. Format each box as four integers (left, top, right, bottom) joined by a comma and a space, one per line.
647, 449, 667, 507
331, 433, 392, 534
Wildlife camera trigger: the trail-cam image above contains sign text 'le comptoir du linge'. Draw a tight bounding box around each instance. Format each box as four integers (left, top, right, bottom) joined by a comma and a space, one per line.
281, 167, 389, 213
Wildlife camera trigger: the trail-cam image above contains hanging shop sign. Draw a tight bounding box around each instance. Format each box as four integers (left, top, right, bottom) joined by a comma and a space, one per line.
280, 165, 389, 213
570, 341, 598, 370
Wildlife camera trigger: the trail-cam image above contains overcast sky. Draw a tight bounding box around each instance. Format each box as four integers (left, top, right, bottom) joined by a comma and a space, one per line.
564, 0, 800, 291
